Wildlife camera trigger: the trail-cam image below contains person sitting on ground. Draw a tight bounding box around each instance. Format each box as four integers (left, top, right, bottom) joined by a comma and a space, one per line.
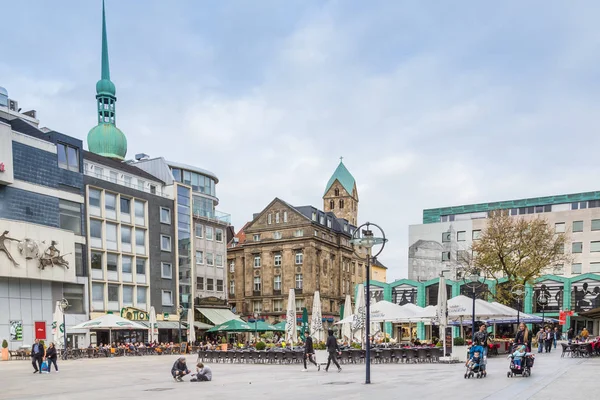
191, 362, 212, 382
171, 357, 191, 382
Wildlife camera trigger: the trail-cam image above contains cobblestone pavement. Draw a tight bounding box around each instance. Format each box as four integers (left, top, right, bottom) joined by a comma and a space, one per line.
0, 346, 593, 400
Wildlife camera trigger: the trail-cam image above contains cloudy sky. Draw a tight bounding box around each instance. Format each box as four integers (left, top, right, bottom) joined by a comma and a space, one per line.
3, 1, 600, 280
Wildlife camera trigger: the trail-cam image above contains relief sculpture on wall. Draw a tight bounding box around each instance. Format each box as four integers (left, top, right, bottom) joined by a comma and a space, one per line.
0, 230, 21, 266
0, 230, 69, 270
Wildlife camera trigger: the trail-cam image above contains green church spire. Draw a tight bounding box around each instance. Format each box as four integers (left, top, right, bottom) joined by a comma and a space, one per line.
87, 0, 127, 160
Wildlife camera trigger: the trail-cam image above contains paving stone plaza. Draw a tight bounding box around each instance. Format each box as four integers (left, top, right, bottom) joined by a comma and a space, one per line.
0, 349, 595, 400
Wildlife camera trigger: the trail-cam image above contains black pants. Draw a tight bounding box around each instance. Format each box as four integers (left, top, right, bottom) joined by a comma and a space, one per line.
31, 355, 42, 372
326, 351, 340, 371
172, 370, 188, 378
194, 374, 210, 381
545, 339, 552, 353
48, 358, 58, 371
304, 353, 317, 369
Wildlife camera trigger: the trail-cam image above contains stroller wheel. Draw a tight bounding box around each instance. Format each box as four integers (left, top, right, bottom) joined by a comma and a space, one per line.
464, 373, 468, 379
507, 372, 511, 378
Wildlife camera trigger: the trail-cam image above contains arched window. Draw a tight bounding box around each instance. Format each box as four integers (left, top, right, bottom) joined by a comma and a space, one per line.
329, 200, 335, 209
334, 188, 340, 196
339, 199, 344, 209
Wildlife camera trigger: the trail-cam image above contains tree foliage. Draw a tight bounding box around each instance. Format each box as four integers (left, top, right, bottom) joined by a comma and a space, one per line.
470, 210, 570, 303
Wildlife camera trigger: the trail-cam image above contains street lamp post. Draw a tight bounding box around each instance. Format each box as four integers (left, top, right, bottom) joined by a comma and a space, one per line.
537, 294, 549, 329
178, 305, 184, 344
253, 312, 259, 343
350, 222, 387, 385
59, 298, 69, 360
511, 285, 525, 327
463, 269, 485, 343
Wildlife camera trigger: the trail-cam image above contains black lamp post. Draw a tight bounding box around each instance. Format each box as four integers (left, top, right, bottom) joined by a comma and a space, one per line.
537, 294, 549, 329
59, 298, 69, 360
463, 269, 485, 343
511, 284, 525, 327
178, 305, 184, 344
350, 222, 387, 385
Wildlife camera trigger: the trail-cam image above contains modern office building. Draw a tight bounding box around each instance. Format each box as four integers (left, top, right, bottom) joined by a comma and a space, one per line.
407, 191, 600, 335
0, 89, 88, 350
227, 160, 363, 326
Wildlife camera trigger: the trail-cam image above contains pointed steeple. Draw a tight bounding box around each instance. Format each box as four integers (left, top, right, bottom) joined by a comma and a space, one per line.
88, 0, 127, 160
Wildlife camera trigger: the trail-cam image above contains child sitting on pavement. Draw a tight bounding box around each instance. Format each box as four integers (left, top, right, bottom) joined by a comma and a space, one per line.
191, 362, 212, 382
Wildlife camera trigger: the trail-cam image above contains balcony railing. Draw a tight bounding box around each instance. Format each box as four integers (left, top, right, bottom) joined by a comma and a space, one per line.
85, 170, 171, 198
193, 208, 231, 225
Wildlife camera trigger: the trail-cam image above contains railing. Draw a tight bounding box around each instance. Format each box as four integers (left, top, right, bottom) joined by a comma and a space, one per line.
193, 209, 231, 225
85, 171, 171, 199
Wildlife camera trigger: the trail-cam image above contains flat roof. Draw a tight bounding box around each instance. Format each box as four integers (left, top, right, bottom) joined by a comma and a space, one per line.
166, 160, 219, 183
423, 190, 600, 224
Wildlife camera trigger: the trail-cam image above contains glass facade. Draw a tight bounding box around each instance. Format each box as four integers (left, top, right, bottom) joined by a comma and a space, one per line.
170, 167, 216, 197
177, 184, 192, 308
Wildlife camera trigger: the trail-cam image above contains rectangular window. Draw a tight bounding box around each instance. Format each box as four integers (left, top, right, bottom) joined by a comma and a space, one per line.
136, 258, 146, 283
121, 226, 132, 253
95, 167, 104, 179
327, 219, 332, 228
106, 253, 118, 281
59, 200, 81, 234
312, 212, 317, 221
283, 211, 288, 222
195, 224, 203, 238
591, 263, 600, 273
276, 213, 280, 223
135, 229, 146, 254
253, 234, 260, 242
196, 251, 204, 264
89, 189, 101, 216
108, 284, 119, 302
295, 274, 303, 289
274, 275, 281, 290
62, 283, 84, 314
295, 299, 304, 312
274, 254, 282, 267
592, 220, 600, 231
137, 286, 147, 305
229, 280, 235, 295
91, 251, 103, 279
162, 290, 173, 306
472, 230, 482, 240
207, 279, 214, 291
273, 231, 282, 239
160, 235, 172, 252
121, 256, 132, 282
229, 260, 235, 273
92, 282, 104, 302
161, 262, 172, 279
104, 193, 116, 219
160, 207, 171, 224
137, 179, 145, 191
106, 223, 117, 250
591, 241, 600, 252
555, 222, 566, 233
572, 263, 582, 274
109, 171, 118, 184
254, 256, 261, 268
134, 200, 145, 226
217, 279, 224, 292
442, 251, 451, 261
295, 252, 303, 265
457, 231, 466, 241
57, 143, 79, 172
123, 176, 132, 187
442, 232, 451, 243
216, 229, 223, 242
268, 214, 272, 224
90, 219, 102, 248
572, 242, 583, 253
75, 243, 84, 277
206, 226, 213, 240
120, 197, 131, 222
294, 229, 304, 237
197, 277, 204, 291
273, 299, 283, 312
206, 253, 214, 266
573, 221, 584, 233
216, 254, 223, 267
253, 301, 263, 313
122, 285, 133, 306
254, 277, 261, 292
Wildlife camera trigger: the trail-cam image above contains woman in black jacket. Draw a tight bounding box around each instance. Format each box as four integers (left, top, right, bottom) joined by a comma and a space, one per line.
514, 323, 531, 352
45, 343, 59, 372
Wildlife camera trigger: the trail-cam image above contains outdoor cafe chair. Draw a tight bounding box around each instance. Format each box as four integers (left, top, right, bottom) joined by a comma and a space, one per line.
416, 348, 429, 363
379, 348, 392, 363
283, 351, 295, 364
273, 351, 283, 364
222, 352, 231, 363
560, 343, 573, 358
405, 348, 417, 363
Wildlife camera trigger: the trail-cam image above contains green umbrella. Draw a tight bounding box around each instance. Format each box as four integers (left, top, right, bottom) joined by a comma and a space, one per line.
273, 321, 299, 331
301, 307, 309, 341
206, 319, 253, 333
252, 320, 280, 332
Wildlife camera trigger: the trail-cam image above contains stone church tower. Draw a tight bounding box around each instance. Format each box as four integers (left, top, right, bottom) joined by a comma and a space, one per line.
323, 158, 359, 225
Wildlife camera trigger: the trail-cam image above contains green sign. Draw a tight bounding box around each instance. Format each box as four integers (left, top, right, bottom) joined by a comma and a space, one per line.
164, 313, 169, 320
10, 320, 23, 341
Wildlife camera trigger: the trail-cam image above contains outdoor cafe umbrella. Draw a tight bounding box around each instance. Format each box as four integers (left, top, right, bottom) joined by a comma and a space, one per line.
311, 291, 325, 342
274, 321, 298, 331
52, 301, 65, 349
206, 319, 253, 333
149, 306, 158, 344
342, 294, 352, 342
285, 289, 298, 344
352, 284, 365, 344
187, 308, 196, 344
71, 313, 147, 344
437, 274, 448, 357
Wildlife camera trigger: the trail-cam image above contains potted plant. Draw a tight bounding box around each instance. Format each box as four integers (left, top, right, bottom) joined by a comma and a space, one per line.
1, 339, 8, 361
452, 337, 468, 362
220, 337, 227, 351
255, 341, 266, 351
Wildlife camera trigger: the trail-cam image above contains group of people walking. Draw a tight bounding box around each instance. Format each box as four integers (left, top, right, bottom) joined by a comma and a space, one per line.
301, 329, 342, 373
30, 339, 59, 374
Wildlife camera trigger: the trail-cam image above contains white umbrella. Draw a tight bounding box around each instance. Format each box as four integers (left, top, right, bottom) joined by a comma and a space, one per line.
352, 284, 365, 344
52, 301, 64, 349
71, 314, 147, 345
149, 307, 158, 344
447, 295, 511, 320
187, 309, 196, 344
342, 295, 352, 342
310, 291, 324, 342
285, 289, 298, 344
437, 275, 448, 357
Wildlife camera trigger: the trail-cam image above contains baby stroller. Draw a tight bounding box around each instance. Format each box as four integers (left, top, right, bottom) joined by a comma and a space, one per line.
507, 353, 534, 378
464, 345, 487, 379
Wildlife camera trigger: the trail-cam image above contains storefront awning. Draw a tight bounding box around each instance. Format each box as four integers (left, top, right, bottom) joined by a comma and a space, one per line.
578, 307, 600, 319
193, 321, 213, 330
196, 307, 241, 326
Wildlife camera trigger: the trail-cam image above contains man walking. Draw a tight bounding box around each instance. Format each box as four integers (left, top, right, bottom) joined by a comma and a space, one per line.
537, 328, 545, 353
31, 339, 44, 373
553, 327, 560, 349
545, 327, 553, 353
324, 329, 341, 373
302, 329, 319, 372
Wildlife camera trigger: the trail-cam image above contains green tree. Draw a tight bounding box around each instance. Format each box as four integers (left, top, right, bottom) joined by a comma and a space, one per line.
470, 210, 570, 303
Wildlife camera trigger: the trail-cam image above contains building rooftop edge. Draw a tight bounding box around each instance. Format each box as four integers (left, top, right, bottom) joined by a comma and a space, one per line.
166, 160, 219, 183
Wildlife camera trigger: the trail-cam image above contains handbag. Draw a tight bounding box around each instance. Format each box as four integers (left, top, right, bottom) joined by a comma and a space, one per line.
41, 360, 49, 373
